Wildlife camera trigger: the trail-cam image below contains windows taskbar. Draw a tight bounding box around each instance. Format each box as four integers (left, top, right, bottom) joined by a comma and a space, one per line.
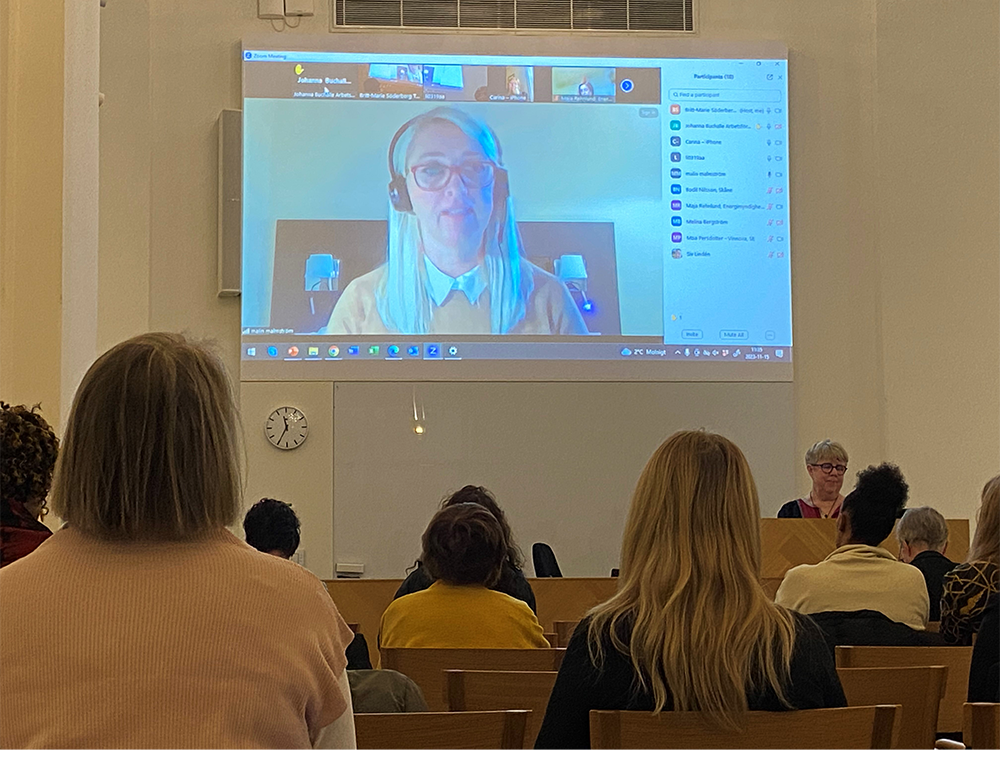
241, 341, 792, 363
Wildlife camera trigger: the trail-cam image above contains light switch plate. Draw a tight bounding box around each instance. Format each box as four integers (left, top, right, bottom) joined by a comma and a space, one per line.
284, 0, 315, 16
258, 0, 284, 19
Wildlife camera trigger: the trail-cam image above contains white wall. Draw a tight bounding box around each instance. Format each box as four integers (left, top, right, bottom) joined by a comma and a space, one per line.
329, 382, 795, 580
874, 0, 1000, 517
96, 0, 1000, 577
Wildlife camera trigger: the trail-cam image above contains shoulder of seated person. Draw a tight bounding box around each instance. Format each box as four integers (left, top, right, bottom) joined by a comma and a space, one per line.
782, 561, 817, 577
233, 536, 329, 590
946, 560, 995, 577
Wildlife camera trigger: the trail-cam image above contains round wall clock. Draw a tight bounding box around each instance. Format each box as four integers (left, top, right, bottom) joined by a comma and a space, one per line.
265, 406, 308, 450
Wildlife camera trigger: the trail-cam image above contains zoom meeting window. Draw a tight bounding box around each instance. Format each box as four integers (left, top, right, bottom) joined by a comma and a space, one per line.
241, 42, 791, 380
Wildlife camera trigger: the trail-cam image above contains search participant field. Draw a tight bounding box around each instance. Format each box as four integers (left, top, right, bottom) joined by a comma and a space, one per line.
669, 89, 781, 103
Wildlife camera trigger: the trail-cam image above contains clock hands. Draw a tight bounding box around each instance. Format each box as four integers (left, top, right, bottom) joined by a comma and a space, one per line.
266, 407, 307, 450
276, 415, 289, 446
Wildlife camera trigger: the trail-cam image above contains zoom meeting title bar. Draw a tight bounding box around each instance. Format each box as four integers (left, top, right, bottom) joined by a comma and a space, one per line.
244, 57, 660, 105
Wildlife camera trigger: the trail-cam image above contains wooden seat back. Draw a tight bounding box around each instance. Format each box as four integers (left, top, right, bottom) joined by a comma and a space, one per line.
445, 669, 559, 748
589, 705, 900, 749
354, 709, 529, 749
380, 647, 565, 711
553, 620, 580, 648
964, 702, 1000, 749
836, 665, 947, 748
836, 645, 973, 733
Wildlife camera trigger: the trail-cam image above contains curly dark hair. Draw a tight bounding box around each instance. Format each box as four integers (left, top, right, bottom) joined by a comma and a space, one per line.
441, 484, 525, 570
243, 498, 301, 558
841, 462, 909, 546
1, 402, 59, 513
421, 503, 507, 586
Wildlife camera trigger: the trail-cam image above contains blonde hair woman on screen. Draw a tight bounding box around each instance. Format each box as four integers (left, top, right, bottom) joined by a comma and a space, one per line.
534, 430, 846, 748
323, 106, 587, 336
0, 333, 355, 749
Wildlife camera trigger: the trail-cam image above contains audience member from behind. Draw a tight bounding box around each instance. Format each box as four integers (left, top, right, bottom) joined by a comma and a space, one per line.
896, 506, 955, 621
0, 402, 59, 568
242, 497, 381, 673
967, 595, 998, 702
380, 503, 547, 648
940, 475, 999, 645
777, 439, 848, 518
0, 334, 355, 749
394, 484, 536, 612
243, 497, 300, 558
775, 463, 929, 629
534, 431, 845, 748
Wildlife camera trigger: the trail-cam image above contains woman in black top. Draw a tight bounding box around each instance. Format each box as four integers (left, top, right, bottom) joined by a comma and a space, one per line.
394, 485, 536, 613
535, 431, 846, 749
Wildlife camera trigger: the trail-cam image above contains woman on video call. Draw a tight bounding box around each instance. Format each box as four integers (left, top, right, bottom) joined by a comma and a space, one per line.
323, 107, 588, 336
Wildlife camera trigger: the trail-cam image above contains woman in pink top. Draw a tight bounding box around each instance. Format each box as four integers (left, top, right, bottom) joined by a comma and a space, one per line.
777, 439, 849, 518
0, 333, 355, 749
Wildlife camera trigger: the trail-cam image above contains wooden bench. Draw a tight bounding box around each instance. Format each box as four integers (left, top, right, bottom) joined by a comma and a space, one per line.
446, 669, 559, 748
380, 647, 565, 711
553, 620, 580, 648
354, 709, 529, 749
835, 645, 973, 734
836, 665, 947, 748
589, 705, 900, 749
964, 702, 1000, 749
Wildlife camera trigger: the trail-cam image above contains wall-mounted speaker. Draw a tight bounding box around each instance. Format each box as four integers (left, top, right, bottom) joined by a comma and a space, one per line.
217, 108, 242, 297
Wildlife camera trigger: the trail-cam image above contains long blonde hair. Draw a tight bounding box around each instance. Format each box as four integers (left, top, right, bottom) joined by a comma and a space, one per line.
968, 474, 999, 564
50, 333, 242, 540
376, 107, 534, 334
587, 430, 797, 730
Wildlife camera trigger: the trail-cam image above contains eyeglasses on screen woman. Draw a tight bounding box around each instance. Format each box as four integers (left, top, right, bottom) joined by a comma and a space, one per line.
410, 160, 496, 191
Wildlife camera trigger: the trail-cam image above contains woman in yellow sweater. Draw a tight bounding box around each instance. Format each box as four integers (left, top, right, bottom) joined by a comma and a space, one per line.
380, 503, 548, 648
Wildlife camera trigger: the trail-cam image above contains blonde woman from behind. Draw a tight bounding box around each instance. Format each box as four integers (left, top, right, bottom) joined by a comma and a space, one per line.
0, 333, 355, 749
534, 430, 846, 748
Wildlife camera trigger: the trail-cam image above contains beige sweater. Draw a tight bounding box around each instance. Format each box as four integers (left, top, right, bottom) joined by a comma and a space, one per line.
323, 262, 589, 335
0, 527, 353, 749
775, 544, 930, 630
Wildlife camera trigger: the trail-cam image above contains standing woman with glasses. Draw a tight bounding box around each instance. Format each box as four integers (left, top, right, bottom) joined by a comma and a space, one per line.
777, 440, 849, 518
323, 106, 588, 335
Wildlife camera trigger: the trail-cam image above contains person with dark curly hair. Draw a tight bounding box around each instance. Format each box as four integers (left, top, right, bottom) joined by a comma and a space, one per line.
393, 484, 536, 612
775, 463, 929, 629
380, 503, 547, 649
1, 402, 59, 568
243, 498, 301, 559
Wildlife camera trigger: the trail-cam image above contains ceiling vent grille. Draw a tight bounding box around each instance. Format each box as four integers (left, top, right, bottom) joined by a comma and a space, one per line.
334, 0, 694, 32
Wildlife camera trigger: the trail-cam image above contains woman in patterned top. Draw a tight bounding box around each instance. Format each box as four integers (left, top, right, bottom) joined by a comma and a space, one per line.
940, 475, 999, 645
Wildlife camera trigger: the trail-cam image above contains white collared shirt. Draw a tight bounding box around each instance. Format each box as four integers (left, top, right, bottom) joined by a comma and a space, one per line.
424, 256, 487, 307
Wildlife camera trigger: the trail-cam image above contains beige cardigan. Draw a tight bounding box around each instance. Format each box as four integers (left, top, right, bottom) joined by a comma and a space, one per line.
775, 543, 930, 629
0, 527, 354, 748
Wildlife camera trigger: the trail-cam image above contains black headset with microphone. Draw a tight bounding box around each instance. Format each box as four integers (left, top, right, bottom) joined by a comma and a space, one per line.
386, 113, 509, 214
